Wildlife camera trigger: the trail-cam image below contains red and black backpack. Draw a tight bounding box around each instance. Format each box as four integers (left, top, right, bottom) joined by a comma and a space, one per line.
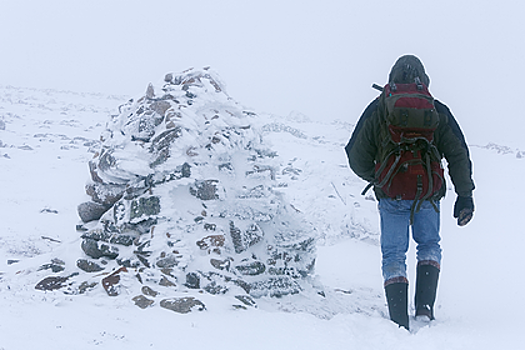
366, 79, 444, 220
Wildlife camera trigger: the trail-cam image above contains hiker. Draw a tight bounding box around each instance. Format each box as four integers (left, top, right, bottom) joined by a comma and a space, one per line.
345, 55, 475, 330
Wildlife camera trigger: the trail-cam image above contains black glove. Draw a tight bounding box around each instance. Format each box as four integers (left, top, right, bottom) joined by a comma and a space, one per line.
453, 196, 474, 226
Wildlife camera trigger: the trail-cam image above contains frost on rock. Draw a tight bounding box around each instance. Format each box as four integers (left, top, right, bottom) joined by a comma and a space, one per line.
64, 68, 317, 305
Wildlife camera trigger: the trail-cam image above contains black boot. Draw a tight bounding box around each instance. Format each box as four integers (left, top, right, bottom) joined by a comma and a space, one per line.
415, 262, 440, 320
385, 281, 409, 330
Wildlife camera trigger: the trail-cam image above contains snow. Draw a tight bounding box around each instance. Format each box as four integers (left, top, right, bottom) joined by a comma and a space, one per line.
0, 80, 523, 350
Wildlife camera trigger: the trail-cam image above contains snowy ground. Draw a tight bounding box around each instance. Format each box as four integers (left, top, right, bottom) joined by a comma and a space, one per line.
0, 83, 523, 349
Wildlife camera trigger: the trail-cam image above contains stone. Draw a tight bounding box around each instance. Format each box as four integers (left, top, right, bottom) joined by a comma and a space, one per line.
111, 234, 136, 246
141, 285, 159, 297
101, 266, 127, 296
235, 261, 266, 276
235, 295, 257, 308
76, 258, 105, 273
81, 229, 108, 241
134, 114, 161, 142
189, 180, 219, 200
149, 127, 182, 166
160, 267, 175, 276
229, 222, 244, 254
135, 254, 150, 268
81, 238, 119, 259
156, 255, 179, 268
160, 297, 205, 314
249, 277, 301, 298
81, 230, 135, 247
203, 281, 228, 295
146, 84, 155, 99
210, 258, 231, 271
185, 272, 200, 289
155, 162, 191, 181
159, 276, 177, 287
96, 150, 117, 173
77, 201, 110, 223
130, 196, 161, 222
196, 234, 225, 251
116, 258, 141, 269
78, 281, 98, 294
229, 222, 263, 254
35, 276, 71, 291
132, 295, 154, 309
231, 279, 251, 295
151, 100, 172, 117
38, 258, 66, 273
204, 223, 216, 231
85, 183, 124, 206
150, 127, 182, 152
88, 161, 104, 183
76, 224, 88, 232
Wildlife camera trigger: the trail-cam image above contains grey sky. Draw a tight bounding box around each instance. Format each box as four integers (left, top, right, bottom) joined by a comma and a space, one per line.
1, 0, 524, 147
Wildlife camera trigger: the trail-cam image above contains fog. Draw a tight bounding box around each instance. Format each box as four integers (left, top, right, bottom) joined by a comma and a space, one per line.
1, 0, 524, 147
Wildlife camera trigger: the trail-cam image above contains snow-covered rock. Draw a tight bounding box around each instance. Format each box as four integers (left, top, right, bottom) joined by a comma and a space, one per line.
69, 68, 317, 305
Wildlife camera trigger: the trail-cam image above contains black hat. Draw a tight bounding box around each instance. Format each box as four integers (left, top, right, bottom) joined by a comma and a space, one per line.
388, 55, 430, 87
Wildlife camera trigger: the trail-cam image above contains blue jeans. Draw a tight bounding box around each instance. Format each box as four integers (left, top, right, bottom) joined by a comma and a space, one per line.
379, 198, 442, 283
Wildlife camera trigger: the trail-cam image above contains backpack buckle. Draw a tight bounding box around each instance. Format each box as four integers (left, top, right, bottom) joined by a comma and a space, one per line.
391, 83, 398, 92
415, 77, 423, 90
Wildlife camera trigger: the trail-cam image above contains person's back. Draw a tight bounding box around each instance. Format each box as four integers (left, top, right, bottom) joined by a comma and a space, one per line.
345, 55, 475, 330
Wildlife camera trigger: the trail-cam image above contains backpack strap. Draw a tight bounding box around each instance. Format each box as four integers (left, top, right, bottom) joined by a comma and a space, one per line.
409, 175, 424, 224
360, 146, 401, 196
410, 151, 440, 224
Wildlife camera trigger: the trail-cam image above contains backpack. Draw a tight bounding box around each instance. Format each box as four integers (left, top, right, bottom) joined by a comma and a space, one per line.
367, 80, 444, 220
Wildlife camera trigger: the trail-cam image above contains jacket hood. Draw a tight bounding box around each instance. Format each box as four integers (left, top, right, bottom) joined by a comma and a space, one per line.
388, 55, 430, 87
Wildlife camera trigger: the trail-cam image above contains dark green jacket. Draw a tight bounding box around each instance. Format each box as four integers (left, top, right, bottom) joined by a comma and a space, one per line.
345, 97, 475, 199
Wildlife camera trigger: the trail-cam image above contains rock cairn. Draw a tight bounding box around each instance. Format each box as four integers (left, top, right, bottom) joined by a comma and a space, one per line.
61, 68, 317, 311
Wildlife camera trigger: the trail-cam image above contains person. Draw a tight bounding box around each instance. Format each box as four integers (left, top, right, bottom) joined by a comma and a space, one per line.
345, 55, 475, 330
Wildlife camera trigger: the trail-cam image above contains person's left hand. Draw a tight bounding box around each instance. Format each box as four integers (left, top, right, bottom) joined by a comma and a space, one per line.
453, 196, 474, 226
